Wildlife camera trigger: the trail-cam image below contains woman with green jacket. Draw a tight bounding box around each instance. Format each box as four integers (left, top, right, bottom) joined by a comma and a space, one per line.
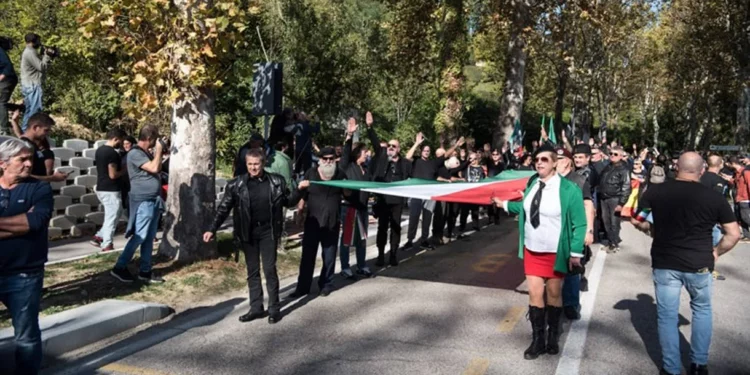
492, 145, 587, 360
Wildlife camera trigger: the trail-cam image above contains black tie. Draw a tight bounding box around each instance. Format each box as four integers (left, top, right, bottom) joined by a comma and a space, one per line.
529, 181, 545, 229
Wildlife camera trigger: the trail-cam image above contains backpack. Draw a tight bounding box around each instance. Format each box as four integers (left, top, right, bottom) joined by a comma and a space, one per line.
650, 165, 666, 184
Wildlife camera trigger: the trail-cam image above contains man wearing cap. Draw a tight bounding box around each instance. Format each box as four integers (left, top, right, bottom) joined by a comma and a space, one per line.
598, 146, 632, 253
556, 146, 594, 320
290, 146, 346, 297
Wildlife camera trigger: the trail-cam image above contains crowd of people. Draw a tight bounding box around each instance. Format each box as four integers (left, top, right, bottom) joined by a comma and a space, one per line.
0, 103, 746, 374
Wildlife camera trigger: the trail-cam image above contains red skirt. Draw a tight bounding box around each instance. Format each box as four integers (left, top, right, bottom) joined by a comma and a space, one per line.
524, 247, 564, 279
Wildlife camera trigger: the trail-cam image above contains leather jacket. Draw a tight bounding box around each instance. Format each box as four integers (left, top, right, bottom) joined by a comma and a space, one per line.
598, 161, 632, 205
209, 172, 298, 243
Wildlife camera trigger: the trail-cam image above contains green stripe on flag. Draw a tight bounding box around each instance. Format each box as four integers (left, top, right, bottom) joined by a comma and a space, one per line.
312, 170, 535, 189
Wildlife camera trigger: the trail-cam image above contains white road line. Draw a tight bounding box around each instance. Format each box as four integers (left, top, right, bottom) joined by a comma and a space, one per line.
555, 248, 608, 375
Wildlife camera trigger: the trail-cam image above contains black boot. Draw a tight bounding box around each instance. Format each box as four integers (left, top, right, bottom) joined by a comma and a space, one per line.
546, 306, 563, 355
689, 363, 708, 375
389, 248, 399, 266
376, 249, 385, 267
524, 306, 546, 360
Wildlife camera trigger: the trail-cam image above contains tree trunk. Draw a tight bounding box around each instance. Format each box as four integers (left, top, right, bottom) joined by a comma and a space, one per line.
652, 102, 660, 148
435, 0, 467, 139
737, 81, 750, 144
158, 88, 217, 262
494, 0, 530, 149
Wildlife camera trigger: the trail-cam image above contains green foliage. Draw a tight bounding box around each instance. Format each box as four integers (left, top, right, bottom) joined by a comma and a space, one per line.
51, 79, 121, 132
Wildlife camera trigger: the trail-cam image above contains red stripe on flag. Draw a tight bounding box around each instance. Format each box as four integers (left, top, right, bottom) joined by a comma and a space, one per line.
432, 178, 530, 205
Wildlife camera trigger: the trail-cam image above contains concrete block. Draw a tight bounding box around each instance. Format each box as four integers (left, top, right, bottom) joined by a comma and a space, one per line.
62, 139, 89, 154
48, 227, 63, 240
65, 203, 91, 220
49, 215, 76, 231
85, 212, 105, 226
70, 157, 95, 171
93, 139, 107, 149
215, 177, 228, 192
60, 185, 86, 200
80, 193, 100, 209
53, 195, 72, 212
82, 148, 97, 159
50, 180, 65, 192
74, 174, 97, 190
0, 300, 172, 360
70, 222, 96, 237
54, 157, 61, 168
51, 147, 76, 163
87, 166, 97, 176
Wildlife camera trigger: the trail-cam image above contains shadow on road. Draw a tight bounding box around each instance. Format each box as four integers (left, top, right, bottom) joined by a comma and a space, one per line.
614, 293, 691, 372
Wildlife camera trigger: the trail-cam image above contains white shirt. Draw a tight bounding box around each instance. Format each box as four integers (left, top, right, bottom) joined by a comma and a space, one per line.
522, 174, 562, 253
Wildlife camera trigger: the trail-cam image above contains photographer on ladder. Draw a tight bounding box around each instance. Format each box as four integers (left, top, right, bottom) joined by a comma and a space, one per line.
21, 33, 55, 133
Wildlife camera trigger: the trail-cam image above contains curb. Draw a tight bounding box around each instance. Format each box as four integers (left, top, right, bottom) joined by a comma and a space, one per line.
0, 299, 173, 370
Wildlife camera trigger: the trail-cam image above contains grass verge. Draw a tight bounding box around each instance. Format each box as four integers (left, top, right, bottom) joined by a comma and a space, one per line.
0, 232, 302, 328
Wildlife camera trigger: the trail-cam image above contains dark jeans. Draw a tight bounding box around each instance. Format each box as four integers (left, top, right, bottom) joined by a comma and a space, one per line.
297, 219, 339, 293
459, 204, 480, 231
737, 202, 750, 239
375, 202, 403, 252
0, 77, 17, 135
407, 198, 432, 242
487, 203, 501, 224
601, 197, 623, 246
563, 273, 581, 309
242, 225, 279, 314
0, 271, 44, 375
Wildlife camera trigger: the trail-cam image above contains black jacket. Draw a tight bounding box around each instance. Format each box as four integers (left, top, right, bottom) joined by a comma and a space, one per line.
340, 138, 371, 210
367, 127, 412, 205
210, 172, 298, 244
598, 161, 632, 205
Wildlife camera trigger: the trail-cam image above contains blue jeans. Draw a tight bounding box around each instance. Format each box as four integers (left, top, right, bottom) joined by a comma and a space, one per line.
339, 206, 369, 271
0, 271, 44, 375
95, 191, 122, 248
711, 225, 721, 247
20, 85, 43, 133
116, 200, 161, 273
653, 269, 713, 374
562, 273, 581, 309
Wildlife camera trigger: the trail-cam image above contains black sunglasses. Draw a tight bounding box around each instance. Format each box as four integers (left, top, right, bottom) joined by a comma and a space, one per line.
321, 156, 336, 161
535, 156, 551, 163
387, 144, 398, 148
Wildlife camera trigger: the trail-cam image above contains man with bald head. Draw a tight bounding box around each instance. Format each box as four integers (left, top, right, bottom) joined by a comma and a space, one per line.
632, 152, 740, 375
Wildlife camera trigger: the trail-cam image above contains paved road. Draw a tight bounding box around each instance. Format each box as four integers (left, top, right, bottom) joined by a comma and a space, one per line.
44, 220, 750, 375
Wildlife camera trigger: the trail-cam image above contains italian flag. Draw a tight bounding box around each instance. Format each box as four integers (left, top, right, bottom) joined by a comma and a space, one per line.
314, 170, 535, 205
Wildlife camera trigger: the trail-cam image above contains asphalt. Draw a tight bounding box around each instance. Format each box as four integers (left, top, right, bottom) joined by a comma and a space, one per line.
42, 219, 750, 375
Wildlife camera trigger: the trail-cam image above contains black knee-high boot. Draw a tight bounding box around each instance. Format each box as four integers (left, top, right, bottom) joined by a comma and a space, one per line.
546, 306, 563, 355
524, 306, 547, 360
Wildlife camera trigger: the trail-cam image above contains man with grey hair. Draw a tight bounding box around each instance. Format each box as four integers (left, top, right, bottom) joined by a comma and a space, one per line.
0, 136, 54, 375
598, 145, 631, 253
633, 152, 740, 375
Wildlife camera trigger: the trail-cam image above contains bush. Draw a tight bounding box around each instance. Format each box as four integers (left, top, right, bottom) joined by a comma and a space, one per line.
50, 79, 121, 133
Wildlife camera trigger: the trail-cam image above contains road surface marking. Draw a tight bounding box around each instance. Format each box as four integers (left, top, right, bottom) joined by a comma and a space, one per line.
554, 249, 608, 375
472, 253, 512, 273
497, 305, 526, 333
101, 363, 172, 375
461, 358, 490, 375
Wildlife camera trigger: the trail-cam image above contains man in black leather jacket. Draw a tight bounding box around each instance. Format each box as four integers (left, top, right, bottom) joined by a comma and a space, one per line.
203, 148, 298, 324
597, 146, 632, 253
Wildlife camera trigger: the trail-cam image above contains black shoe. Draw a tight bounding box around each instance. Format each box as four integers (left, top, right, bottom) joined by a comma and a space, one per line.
580, 276, 589, 292
402, 241, 414, 250
660, 369, 680, 375
389, 254, 399, 267
110, 267, 135, 283
356, 268, 373, 278
138, 272, 165, 284
473, 225, 480, 232
287, 290, 308, 299
689, 363, 708, 375
319, 287, 332, 297
375, 253, 385, 267
420, 240, 435, 250
268, 312, 282, 324
546, 306, 563, 355
564, 306, 581, 321
239, 310, 267, 323
524, 306, 546, 360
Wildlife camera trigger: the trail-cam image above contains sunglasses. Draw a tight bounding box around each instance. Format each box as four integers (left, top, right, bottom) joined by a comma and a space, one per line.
535, 156, 551, 163
611, 153, 621, 157
387, 144, 398, 149
491, 153, 500, 156
321, 157, 336, 162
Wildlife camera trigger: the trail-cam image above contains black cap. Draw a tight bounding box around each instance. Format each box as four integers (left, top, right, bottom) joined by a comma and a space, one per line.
319, 147, 336, 157
573, 144, 592, 156
533, 143, 556, 158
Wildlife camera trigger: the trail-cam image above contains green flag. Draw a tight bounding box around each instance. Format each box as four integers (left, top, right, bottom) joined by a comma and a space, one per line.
549, 117, 557, 145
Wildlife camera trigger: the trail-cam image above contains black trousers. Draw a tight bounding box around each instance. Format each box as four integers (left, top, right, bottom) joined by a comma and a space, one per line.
375, 202, 403, 253
600, 197, 623, 246
434, 201, 460, 238
460, 204, 480, 231
297, 218, 339, 293
242, 225, 279, 314
487, 203, 501, 224
0, 78, 17, 135
407, 198, 432, 242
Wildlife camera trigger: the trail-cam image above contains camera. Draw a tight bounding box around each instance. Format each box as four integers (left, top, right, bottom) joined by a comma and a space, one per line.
6, 103, 26, 113
42, 45, 60, 58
